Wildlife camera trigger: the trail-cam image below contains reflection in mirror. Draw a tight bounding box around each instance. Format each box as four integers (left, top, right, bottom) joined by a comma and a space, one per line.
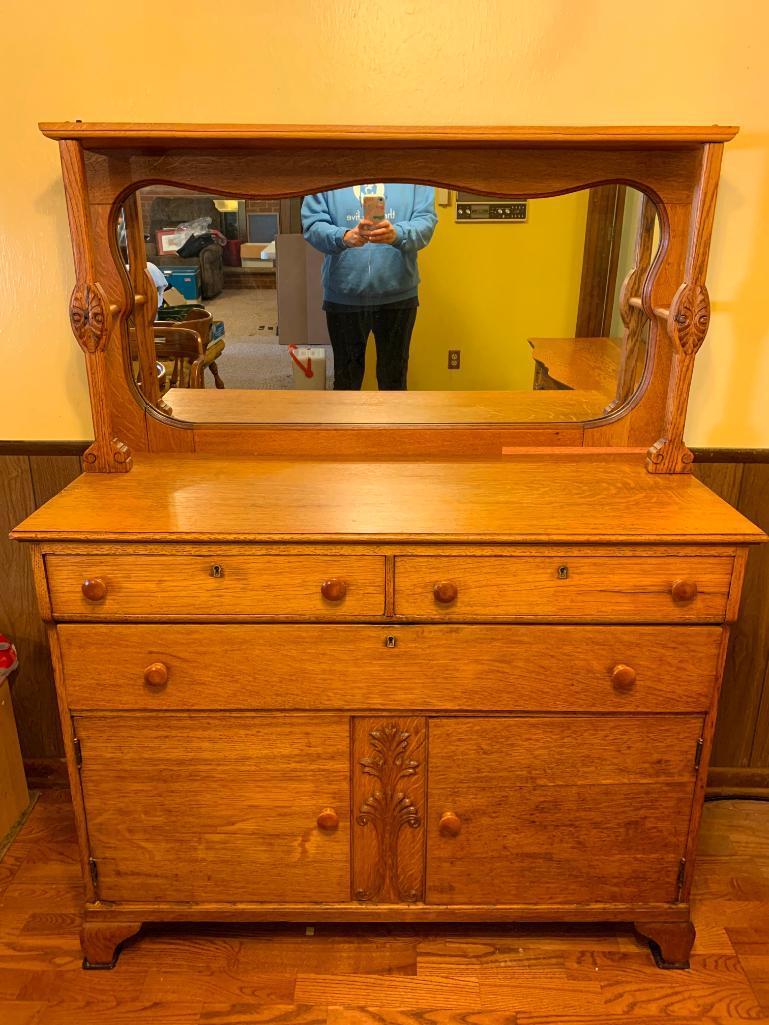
119, 180, 659, 425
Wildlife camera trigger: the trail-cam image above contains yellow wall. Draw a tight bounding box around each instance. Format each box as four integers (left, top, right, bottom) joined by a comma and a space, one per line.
1, 0, 768, 444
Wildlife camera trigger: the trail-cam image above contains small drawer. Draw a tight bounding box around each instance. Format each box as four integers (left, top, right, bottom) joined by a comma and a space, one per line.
58, 623, 723, 713
395, 553, 734, 622
46, 554, 385, 619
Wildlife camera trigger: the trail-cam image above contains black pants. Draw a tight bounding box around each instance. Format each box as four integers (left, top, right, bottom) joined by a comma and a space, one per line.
325, 307, 418, 390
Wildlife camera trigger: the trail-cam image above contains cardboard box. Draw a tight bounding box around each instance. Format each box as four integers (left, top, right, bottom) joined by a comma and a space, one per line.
1, 679, 29, 843
240, 243, 268, 259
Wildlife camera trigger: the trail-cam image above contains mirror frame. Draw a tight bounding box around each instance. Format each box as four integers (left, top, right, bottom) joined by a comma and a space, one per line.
43, 123, 737, 473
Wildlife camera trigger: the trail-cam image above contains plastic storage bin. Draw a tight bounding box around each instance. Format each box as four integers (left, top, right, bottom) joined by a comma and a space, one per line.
164, 267, 200, 302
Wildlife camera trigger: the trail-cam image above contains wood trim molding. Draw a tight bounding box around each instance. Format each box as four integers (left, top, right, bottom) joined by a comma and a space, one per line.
692, 448, 769, 464
0, 442, 89, 457
707, 766, 769, 796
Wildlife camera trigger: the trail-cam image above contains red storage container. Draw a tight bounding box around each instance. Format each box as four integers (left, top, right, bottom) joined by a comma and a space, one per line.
223, 240, 242, 267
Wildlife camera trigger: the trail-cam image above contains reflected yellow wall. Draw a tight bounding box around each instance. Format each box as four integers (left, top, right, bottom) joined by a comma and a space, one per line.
1, 0, 768, 444
361, 192, 588, 390
410, 193, 588, 390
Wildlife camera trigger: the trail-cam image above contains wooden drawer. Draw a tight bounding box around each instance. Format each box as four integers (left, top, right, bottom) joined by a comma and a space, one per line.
46, 554, 385, 618
59, 623, 723, 713
395, 553, 734, 621
76, 714, 350, 903
426, 715, 701, 905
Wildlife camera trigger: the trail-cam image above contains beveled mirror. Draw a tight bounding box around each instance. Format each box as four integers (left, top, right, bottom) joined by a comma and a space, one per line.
119, 180, 659, 430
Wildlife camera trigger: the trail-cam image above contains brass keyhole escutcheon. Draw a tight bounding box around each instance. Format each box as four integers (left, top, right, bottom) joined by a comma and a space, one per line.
557, 565, 569, 579
384, 635, 397, 648
210, 564, 224, 578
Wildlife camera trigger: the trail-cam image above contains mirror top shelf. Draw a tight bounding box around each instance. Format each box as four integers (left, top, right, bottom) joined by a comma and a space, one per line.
38, 123, 739, 148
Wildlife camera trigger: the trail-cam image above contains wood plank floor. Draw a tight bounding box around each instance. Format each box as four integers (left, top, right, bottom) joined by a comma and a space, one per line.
1, 791, 769, 1024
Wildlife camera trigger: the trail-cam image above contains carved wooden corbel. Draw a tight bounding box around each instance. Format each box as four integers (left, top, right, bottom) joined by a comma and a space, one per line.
646, 280, 710, 474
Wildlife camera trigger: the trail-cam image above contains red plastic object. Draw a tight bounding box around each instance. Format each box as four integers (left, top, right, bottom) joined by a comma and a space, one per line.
0, 633, 18, 680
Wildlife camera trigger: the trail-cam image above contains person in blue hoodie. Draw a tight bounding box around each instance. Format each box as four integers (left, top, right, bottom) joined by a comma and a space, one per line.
301, 184, 437, 390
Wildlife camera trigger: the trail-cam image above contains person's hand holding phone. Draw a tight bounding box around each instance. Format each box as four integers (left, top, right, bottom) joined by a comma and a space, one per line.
366, 220, 398, 245
342, 223, 369, 247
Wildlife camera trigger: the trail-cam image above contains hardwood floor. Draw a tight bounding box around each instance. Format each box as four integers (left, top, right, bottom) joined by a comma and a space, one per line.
1, 791, 769, 1024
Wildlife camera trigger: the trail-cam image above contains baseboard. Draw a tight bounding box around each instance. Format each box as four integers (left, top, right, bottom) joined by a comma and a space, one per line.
707, 766, 769, 797
23, 758, 69, 789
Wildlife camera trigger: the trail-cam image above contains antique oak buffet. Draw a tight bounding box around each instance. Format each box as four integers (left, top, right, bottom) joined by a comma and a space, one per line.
12, 123, 766, 970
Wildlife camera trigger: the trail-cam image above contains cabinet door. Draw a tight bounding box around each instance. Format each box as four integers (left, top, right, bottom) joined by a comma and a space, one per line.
427, 716, 701, 906
76, 714, 350, 903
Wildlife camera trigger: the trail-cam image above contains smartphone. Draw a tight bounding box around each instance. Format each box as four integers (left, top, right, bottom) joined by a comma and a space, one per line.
363, 195, 385, 224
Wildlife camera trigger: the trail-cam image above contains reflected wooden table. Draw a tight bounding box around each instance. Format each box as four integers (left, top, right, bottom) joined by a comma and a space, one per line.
529, 337, 622, 401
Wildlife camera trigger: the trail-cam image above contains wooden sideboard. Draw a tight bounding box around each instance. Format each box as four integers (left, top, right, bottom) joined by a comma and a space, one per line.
12, 453, 765, 968
16, 122, 765, 971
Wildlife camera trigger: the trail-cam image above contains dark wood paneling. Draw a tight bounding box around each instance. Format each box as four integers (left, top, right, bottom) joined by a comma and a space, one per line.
0, 453, 82, 767
692, 455, 769, 778
733, 464, 769, 768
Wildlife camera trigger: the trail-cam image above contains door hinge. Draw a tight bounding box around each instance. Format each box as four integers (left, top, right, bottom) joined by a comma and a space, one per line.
694, 737, 705, 772
73, 735, 82, 769
676, 857, 686, 900
88, 857, 98, 886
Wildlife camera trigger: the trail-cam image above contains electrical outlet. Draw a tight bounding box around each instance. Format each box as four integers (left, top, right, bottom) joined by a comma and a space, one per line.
448, 349, 461, 370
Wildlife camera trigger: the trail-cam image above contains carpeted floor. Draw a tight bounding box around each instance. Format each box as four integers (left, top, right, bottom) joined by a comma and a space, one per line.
205, 288, 333, 390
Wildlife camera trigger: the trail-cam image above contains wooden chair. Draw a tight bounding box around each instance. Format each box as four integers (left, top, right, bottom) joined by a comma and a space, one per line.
129, 322, 225, 391
154, 306, 225, 389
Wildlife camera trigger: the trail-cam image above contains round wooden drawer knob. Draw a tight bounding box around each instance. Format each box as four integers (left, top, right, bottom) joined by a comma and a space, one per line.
433, 581, 458, 605
317, 808, 339, 832
439, 811, 462, 837
143, 662, 169, 687
610, 663, 637, 691
81, 577, 107, 602
321, 578, 347, 602
671, 579, 698, 603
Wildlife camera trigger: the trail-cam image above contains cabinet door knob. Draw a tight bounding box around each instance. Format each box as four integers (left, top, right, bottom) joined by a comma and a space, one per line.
439, 811, 462, 837
610, 663, 637, 691
81, 577, 107, 602
143, 662, 169, 687
671, 579, 698, 603
321, 578, 347, 602
317, 808, 339, 832
433, 580, 458, 605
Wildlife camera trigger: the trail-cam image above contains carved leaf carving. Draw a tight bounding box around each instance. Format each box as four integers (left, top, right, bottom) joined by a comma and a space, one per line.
668, 282, 710, 356
353, 719, 425, 904
70, 282, 111, 354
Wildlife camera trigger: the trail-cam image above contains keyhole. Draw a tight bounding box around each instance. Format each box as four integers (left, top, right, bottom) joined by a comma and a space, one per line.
557, 565, 569, 580
210, 564, 224, 578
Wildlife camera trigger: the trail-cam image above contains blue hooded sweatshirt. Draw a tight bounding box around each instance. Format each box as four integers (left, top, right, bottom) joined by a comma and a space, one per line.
301, 184, 437, 306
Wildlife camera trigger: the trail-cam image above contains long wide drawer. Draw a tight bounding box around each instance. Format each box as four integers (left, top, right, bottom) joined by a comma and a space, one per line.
46, 554, 385, 618
395, 554, 734, 621
58, 623, 723, 712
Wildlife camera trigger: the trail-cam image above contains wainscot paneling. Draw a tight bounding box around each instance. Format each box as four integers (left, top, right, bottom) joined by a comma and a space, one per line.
0, 443, 85, 785
1, 444, 768, 792
693, 451, 769, 793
